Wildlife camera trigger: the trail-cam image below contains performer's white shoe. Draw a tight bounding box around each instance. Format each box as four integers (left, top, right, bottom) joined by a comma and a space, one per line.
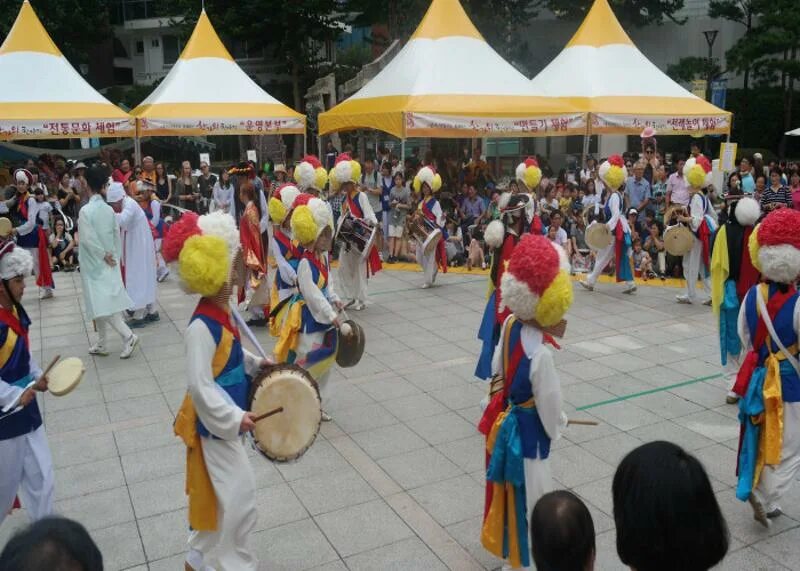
351, 301, 365, 311
676, 294, 692, 304
578, 280, 593, 291
88, 343, 109, 357
748, 494, 771, 528
120, 334, 139, 359
622, 284, 637, 294
421, 283, 431, 289
39, 289, 53, 300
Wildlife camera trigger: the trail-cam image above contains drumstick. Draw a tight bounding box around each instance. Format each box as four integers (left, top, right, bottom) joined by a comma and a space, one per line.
567, 419, 599, 426
253, 406, 284, 422
41, 355, 61, 380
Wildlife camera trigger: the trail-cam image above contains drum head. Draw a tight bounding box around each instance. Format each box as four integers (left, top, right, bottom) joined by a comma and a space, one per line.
48, 357, 85, 396
334, 210, 350, 242
250, 364, 321, 462
423, 229, 442, 256
336, 320, 365, 368
359, 223, 378, 261
585, 222, 612, 251
665, 226, 694, 256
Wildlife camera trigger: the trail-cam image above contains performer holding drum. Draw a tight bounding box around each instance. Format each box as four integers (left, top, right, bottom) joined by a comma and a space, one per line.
412, 166, 447, 289
164, 210, 269, 571
675, 155, 717, 305
331, 153, 381, 311
515, 158, 544, 235
580, 155, 637, 294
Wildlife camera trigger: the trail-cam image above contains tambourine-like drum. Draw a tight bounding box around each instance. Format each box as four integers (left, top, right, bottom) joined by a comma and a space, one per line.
48, 357, 85, 396
664, 225, 694, 256
407, 212, 442, 256
335, 211, 378, 259
336, 320, 365, 368
250, 364, 321, 462
585, 222, 613, 251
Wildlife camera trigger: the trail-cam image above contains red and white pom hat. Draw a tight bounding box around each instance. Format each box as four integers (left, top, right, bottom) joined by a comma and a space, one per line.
329, 153, 362, 191
683, 154, 713, 190
598, 155, 628, 190
268, 183, 301, 224
748, 208, 800, 284
294, 155, 329, 191
515, 157, 542, 190
290, 194, 333, 246
499, 234, 573, 327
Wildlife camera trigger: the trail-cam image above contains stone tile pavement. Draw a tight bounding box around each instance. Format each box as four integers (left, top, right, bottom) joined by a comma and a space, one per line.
1, 268, 797, 570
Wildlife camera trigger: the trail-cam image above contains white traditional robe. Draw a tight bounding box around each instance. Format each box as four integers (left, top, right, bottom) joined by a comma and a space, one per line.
416, 199, 445, 287
78, 195, 133, 320
185, 318, 261, 571
338, 191, 377, 304
681, 192, 713, 303
116, 196, 157, 312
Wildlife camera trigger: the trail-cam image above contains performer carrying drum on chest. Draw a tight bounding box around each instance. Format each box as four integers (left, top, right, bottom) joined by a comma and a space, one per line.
266, 183, 302, 337
330, 154, 381, 311
274, 196, 345, 422
0, 229, 54, 526
676, 155, 717, 305
515, 158, 544, 235
580, 155, 637, 294
163, 211, 271, 571
413, 166, 447, 289
475, 192, 530, 380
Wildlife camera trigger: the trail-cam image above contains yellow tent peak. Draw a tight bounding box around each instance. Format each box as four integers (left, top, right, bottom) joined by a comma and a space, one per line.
565, 0, 633, 48
179, 10, 234, 61
410, 0, 484, 41
0, 0, 62, 57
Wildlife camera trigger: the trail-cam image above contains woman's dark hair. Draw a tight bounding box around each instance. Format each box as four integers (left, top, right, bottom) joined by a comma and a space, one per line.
86, 165, 110, 193
613, 441, 729, 571
770, 167, 783, 178
0, 516, 103, 571
531, 490, 595, 571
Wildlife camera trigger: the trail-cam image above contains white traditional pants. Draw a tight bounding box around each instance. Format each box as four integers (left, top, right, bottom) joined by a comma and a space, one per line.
295, 331, 335, 403
24, 247, 52, 293
585, 243, 634, 288
338, 246, 368, 304
682, 238, 710, 302
188, 436, 257, 571
417, 244, 438, 286
0, 426, 54, 526
96, 312, 133, 347
155, 238, 167, 274
504, 458, 553, 571
753, 403, 800, 514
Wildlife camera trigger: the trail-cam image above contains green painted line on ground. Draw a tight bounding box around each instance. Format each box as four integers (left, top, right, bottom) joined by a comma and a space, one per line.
576, 373, 724, 411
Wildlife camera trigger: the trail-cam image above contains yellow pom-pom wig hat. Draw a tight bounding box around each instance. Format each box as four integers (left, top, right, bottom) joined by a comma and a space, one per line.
294, 155, 329, 192
162, 211, 241, 297
412, 165, 442, 193
290, 195, 334, 247
328, 153, 362, 192
515, 157, 542, 190
683, 154, 713, 191
268, 183, 301, 225
499, 234, 573, 331
598, 155, 628, 190
748, 208, 800, 284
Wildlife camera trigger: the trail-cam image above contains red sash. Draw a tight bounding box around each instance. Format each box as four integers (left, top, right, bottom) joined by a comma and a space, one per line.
274, 229, 299, 260
346, 193, 382, 275
303, 250, 329, 285
421, 200, 447, 273
0, 307, 29, 349
35, 227, 53, 288
193, 299, 240, 340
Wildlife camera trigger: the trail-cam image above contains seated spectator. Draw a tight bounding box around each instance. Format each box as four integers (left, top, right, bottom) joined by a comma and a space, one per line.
0, 516, 103, 571
444, 219, 465, 266
570, 208, 592, 273
539, 185, 559, 221
613, 441, 729, 571
643, 221, 667, 278
531, 490, 595, 571
632, 238, 654, 280
466, 226, 486, 270
626, 208, 642, 242
547, 211, 570, 253
49, 218, 76, 271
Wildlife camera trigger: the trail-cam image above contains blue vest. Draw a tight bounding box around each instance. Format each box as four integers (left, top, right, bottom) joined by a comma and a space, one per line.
0, 308, 41, 440
300, 256, 333, 334
12, 196, 39, 249
744, 284, 800, 402
189, 312, 249, 438
505, 320, 551, 460
274, 231, 299, 292
143, 202, 164, 238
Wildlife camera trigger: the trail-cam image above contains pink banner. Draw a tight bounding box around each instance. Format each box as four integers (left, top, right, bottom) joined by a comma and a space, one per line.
406, 112, 587, 137
592, 113, 730, 134
0, 118, 134, 140
138, 116, 305, 135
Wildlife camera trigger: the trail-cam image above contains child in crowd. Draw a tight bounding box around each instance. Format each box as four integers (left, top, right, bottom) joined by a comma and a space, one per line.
387, 173, 411, 263
48, 218, 76, 271
444, 219, 465, 266
466, 227, 486, 271
632, 238, 654, 280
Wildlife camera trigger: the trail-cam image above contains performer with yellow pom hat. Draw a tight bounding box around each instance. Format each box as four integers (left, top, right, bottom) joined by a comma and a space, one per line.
331, 153, 381, 311
163, 210, 270, 571
732, 208, 800, 528
413, 166, 447, 288
294, 155, 329, 197
273, 195, 344, 421
266, 182, 302, 336
580, 155, 637, 294
676, 154, 718, 305
515, 158, 544, 234
478, 234, 572, 570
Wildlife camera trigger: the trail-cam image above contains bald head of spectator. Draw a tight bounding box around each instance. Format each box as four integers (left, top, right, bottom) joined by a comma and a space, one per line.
0, 516, 103, 571
530, 490, 595, 571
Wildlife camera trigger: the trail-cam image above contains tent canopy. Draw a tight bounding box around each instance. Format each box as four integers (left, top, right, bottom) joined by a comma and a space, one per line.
0, 1, 133, 140
528, 0, 731, 135
319, 0, 583, 139
132, 10, 304, 137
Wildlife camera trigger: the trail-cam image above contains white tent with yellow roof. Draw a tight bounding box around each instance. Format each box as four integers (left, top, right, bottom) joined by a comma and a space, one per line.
529, 0, 731, 135
132, 10, 304, 136
319, 0, 583, 139
0, 0, 133, 140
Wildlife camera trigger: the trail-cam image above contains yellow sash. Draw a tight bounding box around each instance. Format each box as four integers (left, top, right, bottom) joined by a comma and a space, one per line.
273, 264, 328, 362
174, 394, 217, 531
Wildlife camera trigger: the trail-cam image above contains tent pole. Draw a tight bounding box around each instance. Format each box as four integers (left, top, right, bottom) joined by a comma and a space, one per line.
401, 138, 406, 163
134, 119, 142, 165
304, 131, 308, 155
580, 114, 591, 169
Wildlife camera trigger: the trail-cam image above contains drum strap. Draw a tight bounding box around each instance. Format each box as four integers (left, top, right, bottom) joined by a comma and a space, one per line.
303, 251, 329, 285
274, 229, 299, 259
346, 193, 363, 219
192, 299, 240, 340
0, 307, 28, 349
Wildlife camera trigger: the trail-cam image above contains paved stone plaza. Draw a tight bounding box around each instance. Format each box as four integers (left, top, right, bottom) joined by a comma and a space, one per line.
2, 268, 799, 570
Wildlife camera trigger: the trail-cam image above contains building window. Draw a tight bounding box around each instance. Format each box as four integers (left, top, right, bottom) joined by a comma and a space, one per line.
163, 35, 180, 65
136, 40, 144, 54
151, 38, 160, 48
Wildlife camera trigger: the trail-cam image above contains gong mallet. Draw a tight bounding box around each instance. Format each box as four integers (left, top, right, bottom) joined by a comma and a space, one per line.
567, 419, 599, 426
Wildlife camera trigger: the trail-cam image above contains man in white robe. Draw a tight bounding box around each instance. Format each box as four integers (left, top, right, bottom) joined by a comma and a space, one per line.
106, 184, 159, 327
78, 172, 138, 358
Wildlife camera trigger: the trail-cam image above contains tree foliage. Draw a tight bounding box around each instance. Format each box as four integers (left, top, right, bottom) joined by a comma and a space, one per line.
0, 0, 111, 65
666, 56, 722, 84
544, 0, 686, 26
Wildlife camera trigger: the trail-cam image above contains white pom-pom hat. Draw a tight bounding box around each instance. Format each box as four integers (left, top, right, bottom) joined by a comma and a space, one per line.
412, 166, 442, 193
294, 155, 328, 191
749, 209, 800, 284
733, 196, 760, 227
329, 153, 362, 191
198, 210, 240, 260
0, 240, 33, 280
